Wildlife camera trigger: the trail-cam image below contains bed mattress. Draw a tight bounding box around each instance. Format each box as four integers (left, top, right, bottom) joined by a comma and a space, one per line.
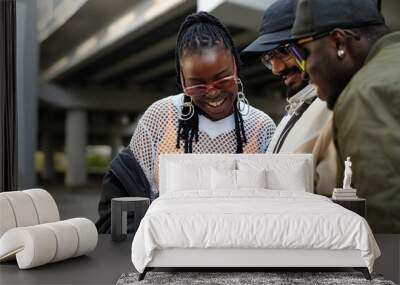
131, 190, 380, 273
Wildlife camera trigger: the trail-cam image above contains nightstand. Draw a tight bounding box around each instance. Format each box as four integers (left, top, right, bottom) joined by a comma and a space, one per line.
111, 197, 150, 242
331, 198, 366, 218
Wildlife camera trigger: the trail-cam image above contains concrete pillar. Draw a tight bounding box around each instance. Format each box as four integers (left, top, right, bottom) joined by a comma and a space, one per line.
41, 128, 55, 180
65, 109, 87, 186
110, 115, 123, 159
16, 0, 38, 189
110, 133, 122, 160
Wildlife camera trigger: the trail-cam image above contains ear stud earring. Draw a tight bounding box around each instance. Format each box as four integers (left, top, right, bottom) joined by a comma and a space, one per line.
337, 49, 345, 58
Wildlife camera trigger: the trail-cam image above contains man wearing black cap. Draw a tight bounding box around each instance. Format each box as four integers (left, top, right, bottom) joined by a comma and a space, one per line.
288, 0, 399, 233
241, 0, 336, 196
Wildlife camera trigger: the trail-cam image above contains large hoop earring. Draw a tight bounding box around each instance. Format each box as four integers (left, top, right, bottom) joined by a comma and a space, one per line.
178, 95, 195, 121
236, 78, 250, 116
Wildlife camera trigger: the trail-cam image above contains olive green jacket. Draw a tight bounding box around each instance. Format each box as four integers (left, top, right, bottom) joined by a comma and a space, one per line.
334, 32, 400, 233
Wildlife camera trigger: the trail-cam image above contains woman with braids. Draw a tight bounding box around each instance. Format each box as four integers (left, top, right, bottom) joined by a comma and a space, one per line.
96, 12, 275, 233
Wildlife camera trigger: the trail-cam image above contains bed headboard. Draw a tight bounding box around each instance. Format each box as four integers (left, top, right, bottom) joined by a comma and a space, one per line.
159, 154, 314, 195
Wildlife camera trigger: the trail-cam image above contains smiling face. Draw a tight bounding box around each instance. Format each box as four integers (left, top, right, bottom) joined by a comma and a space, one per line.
180, 46, 237, 121
300, 33, 360, 110
270, 52, 307, 96
301, 39, 342, 108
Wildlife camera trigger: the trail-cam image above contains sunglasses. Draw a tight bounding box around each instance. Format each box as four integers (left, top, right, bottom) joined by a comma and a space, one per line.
287, 29, 360, 72
182, 74, 237, 97
260, 46, 293, 70
181, 57, 239, 97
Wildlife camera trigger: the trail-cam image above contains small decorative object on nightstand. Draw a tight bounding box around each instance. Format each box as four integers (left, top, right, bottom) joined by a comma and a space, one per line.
332, 157, 358, 200
111, 197, 150, 242
331, 157, 366, 217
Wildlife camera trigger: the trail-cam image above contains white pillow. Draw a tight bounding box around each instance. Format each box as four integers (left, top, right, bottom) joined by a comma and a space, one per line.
211, 168, 236, 190
167, 163, 210, 191
267, 166, 307, 191
211, 168, 267, 190
236, 169, 267, 189
166, 159, 236, 193
237, 159, 309, 191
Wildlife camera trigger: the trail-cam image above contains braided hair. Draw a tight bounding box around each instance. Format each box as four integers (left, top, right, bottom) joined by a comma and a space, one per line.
175, 11, 247, 153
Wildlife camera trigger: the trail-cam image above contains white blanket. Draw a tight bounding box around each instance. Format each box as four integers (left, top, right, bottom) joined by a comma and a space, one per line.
131, 190, 380, 273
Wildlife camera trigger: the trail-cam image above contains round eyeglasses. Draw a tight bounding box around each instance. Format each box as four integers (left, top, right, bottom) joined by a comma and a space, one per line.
260, 46, 293, 70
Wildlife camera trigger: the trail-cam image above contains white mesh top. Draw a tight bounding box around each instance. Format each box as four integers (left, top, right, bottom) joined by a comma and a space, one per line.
129, 94, 276, 200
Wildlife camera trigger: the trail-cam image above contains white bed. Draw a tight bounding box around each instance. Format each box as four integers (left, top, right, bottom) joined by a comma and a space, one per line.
131, 154, 380, 280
